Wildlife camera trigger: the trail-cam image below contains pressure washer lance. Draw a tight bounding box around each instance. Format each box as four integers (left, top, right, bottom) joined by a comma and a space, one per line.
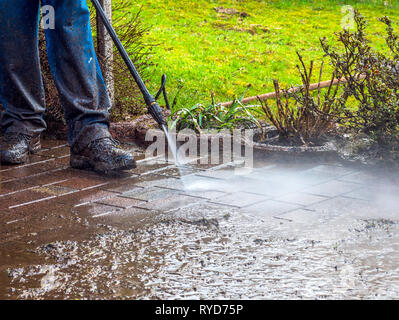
91, 0, 169, 128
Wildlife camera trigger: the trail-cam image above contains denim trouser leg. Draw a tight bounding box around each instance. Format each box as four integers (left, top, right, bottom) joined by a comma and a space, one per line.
0, 0, 111, 149
0, 0, 46, 136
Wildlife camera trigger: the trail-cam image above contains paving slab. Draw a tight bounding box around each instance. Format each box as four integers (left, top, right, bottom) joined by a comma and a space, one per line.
278, 208, 324, 223
180, 189, 227, 200
210, 192, 270, 208
275, 192, 329, 206
196, 168, 237, 180
0, 170, 17, 181
304, 196, 399, 220
53, 188, 117, 207
294, 170, 344, 186
132, 161, 172, 175
36, 146, 70, 158
243, 199, 302, 218
122, 187, 179, 202
96, 195, 148, 209
90, 206, 156, 229
101, 174, 157, 193
1, 138, 399, 299
303, 180, 362, 198
0, 189, 56, 210
152, 177, 185, 190
40, 139, 68, 149
310, 164, 356, 176
338, 171, 380, 185
171, 202, 239, 221
156, 165, 199, 177
72, 202, 122, 218
1, 156, 70, 179
55, 176, 109, 190
134, 194, 203, 212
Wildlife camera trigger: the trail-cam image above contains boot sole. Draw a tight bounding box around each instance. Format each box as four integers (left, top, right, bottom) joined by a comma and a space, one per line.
70, 154, 137, 173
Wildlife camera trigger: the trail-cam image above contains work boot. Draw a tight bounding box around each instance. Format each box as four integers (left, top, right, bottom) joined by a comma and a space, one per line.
0, 133, 41, 164
70, 137, 136, 173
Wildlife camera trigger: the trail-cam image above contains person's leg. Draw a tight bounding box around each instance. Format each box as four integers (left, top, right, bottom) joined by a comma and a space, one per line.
0, 0, 46, 136
42, 0, 136, 172
42, 0, 112, 150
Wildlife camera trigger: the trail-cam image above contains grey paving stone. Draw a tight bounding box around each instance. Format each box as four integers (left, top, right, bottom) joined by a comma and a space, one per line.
134, 175, 178, 189
243, 200, 301, 218
163, 155, 204, 166
196, 168, 237, 180
304, 196, 399, 220
244, 166, 341, 190
279, 208, 326, 224
37, 146, 70, 158
171, 202, 239, 221
90, 206, 155, 229
295, 170, 342, 186
100, 175, 143, 193
337, 171, 378, 185
96, 196, 147, 209
40, 140, 68, 149
240, 167, 280, 182
242, 165, 308, 179
303, 180, 361, 197
180, 175, 234, 193
189, 160, 223, 170
229, 176, 303, 197
134, 194, 203, 212
73, 202, 121, 218
141, 175, 226, 192
122, 188, 179, 202
134, 162, 172, 175
0, 189, 56, 210
310, 164, 356, 176
180, 190, 227, 200
153, 178, 186, 190
276, 192, 329, 206
343, 187, 379, 201
55, 188, 116, 207
156, 166, 198, 177
209, 192, 270, 208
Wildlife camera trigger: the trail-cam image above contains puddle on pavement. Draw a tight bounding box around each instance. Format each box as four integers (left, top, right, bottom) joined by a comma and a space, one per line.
1, 160, 399, 299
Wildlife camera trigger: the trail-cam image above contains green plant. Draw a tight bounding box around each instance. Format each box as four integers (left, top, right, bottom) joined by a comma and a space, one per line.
259, 53, 340, 145
320, 11, 399, 145
168, 89, 261, 133
380, 16, 399, 59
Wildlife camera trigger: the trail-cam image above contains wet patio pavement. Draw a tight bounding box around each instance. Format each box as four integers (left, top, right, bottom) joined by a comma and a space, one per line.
1, 138, 399, 299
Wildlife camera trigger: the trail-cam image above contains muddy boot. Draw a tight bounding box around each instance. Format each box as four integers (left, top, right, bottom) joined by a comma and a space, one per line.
0, 133, 41, 164
70, 137, 136, 173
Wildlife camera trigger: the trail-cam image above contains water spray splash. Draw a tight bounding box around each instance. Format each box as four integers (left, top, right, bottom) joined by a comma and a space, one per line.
162, 125, 185, 179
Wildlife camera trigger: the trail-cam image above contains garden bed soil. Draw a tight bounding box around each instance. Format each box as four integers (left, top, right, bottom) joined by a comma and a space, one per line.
43, 111, 168, 147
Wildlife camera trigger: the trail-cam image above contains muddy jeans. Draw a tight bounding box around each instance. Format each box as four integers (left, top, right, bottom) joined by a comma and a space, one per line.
0, 0, 111, 150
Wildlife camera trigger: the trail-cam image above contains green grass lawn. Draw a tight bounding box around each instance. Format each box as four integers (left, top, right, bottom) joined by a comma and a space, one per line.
116, 0, 399, 109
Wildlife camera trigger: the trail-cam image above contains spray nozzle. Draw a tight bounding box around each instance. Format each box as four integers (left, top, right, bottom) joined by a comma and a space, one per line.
148, 101, 167, 127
